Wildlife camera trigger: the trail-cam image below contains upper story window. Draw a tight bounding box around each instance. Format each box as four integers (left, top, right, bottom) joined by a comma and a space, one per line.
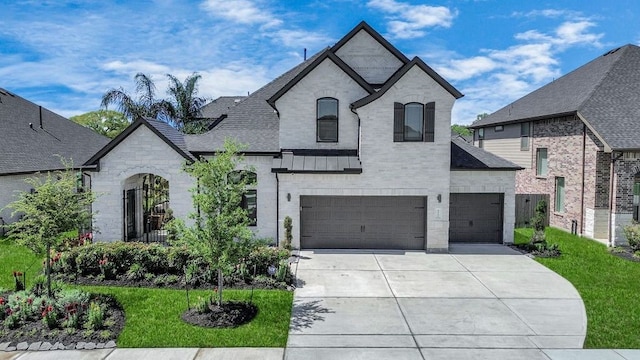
521, 122, 530, 151
317, 98, 338, 142
495, 125, 504, 132
477, 128, 484, 148
393, 102, 435, 142
536, 148, 548, 176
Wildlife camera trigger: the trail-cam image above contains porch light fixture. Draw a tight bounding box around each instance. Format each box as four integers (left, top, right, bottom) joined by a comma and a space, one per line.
287, 193, 291, 202
437, 194, 442, 203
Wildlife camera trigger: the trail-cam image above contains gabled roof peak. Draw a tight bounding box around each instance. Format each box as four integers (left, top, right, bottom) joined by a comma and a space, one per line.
331, 21, 410, 64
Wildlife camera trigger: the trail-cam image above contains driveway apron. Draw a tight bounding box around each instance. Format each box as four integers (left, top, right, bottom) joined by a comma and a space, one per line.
285, 245, 587, 360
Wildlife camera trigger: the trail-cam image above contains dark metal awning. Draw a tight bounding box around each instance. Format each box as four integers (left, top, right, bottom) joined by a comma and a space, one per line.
272, 153, 362, 174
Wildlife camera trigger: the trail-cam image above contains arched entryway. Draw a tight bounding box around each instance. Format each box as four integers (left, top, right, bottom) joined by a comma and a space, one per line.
123, 173, 170, 243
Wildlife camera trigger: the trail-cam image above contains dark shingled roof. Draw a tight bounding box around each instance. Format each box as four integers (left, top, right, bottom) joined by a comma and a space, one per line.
472, 45, 640, 150
351, 57, 463, 109
84, 117, 195, 166
198, 96, 246, 119
185, 50, 326, 154
0, 88, 110, 175
451, 138, 522, 170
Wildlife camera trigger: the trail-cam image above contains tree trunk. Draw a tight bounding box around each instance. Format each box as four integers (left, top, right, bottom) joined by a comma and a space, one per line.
217, 268, 223, 306
46, 243, 52, 298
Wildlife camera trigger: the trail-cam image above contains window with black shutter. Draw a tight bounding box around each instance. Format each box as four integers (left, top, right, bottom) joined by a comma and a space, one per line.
393, 102, 435, 142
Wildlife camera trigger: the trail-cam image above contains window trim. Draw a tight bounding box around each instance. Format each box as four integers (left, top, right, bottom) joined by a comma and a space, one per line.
536, 148, 548, 177
555, 176, 565, 213
495, 125, 504, 132
316, 97, 338, 143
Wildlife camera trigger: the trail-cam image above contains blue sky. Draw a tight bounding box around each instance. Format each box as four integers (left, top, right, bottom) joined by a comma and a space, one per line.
1, 0, 639, 125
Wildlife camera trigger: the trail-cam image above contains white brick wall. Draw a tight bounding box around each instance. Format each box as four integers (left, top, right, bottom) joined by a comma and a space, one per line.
277, 64, 456, 251
450, 170, 516, 244
334, 29, 404, 84
277, 59, 369, 150
91, 126, 194, 242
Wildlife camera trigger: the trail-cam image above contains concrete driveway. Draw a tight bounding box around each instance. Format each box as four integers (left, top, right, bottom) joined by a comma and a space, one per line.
285, 245, 587, 360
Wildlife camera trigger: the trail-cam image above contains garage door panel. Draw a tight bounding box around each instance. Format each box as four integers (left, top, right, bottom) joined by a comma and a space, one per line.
301, 196, 425, 249
450, 193, 503, 244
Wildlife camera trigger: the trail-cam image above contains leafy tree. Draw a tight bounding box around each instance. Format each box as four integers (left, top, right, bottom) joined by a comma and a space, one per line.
166, 73, 209, 134
476, 113, 489, 121
70, 110, 130, 139
168, 140, 255, 305
5, 162, 95, 297
101, 73, 172, 122
451, 124, 471, 136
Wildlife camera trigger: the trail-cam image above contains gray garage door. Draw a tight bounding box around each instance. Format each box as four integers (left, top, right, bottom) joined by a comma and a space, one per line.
300, 196, 426, 249
450, 193, 503, 243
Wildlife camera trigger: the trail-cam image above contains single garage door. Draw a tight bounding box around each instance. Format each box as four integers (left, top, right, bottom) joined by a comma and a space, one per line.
300, 196, 425, 249
449, 193, 503, 243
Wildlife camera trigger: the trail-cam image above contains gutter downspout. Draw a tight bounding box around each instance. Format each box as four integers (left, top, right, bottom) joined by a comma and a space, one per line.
580, 124, 586, 235
276, 172, 280, 247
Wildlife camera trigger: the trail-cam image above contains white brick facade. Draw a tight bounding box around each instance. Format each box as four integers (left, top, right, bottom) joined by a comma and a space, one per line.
91, 126, 194, 242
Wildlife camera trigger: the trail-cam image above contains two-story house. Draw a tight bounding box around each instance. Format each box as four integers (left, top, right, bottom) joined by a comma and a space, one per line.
84, 21, 521, 251
470, 44, 640, 246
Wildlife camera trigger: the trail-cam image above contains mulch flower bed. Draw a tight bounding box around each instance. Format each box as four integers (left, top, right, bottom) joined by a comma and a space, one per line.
181, 301, 258, 328
610, 247, 640, 262
0, 294, 124, 346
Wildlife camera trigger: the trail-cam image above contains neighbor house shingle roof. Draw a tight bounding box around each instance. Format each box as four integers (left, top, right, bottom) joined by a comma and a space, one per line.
0, 88, 110, 175
451, 138, 523, 170
471, 45, 640, 150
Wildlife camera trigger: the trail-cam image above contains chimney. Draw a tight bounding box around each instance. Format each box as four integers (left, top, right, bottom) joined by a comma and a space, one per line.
304, 48, 307, 61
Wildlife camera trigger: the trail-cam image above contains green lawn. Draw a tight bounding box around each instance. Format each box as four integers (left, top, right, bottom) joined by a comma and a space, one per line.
80, 286, 293, 348
0, 238, 43, 290
515, 227, 640, 348
0, 239, 293, 347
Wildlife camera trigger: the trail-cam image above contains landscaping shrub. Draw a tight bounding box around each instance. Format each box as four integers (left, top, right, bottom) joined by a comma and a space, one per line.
51, 241, 293, 287
623, 222, 640, 252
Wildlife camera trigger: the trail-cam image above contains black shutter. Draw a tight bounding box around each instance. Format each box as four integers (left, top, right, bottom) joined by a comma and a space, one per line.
394, 102, 404, 142
424, 102, 435, 142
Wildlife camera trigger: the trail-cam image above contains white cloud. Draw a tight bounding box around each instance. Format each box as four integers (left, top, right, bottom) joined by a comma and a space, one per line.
511, 9, 582, 19
268, 29, 332, 49
435, 19, 604, 124
367, 0, 456, 39
200, 0, 282, 28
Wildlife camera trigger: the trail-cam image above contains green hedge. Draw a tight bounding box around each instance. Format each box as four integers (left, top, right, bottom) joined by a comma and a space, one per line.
51, 241, 292, 286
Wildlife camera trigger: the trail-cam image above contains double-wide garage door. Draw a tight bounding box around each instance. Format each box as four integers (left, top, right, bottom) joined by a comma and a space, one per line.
300, 196, 426, 249
449, 193, 504, 243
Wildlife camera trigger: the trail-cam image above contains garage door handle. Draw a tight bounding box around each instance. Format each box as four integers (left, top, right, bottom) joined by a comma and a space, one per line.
469, 220, 473, 227
361, 225, 365, 232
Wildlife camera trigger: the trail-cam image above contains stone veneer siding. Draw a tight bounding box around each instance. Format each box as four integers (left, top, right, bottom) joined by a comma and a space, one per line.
515, 115, 602, 234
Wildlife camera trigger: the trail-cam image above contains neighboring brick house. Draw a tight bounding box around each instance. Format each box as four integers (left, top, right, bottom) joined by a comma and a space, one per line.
0, 88, 110, 229
470, 44, 640, 246
85, 21, 521, 251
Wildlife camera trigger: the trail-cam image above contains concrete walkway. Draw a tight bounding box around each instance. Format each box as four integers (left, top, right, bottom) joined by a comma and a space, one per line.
4, 244, 640, 359
287, 244, 587, 359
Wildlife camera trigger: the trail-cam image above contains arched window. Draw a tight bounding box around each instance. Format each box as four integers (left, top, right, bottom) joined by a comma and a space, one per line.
317, 98, 338, 142
404, 102, 424, 141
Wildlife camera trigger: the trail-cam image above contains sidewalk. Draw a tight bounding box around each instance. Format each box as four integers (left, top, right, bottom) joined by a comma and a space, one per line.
4, 348, 640, 359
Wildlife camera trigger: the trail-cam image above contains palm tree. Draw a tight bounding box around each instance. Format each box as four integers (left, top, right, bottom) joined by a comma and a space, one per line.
101, 73, 172, 122
166, 73, 209, 134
